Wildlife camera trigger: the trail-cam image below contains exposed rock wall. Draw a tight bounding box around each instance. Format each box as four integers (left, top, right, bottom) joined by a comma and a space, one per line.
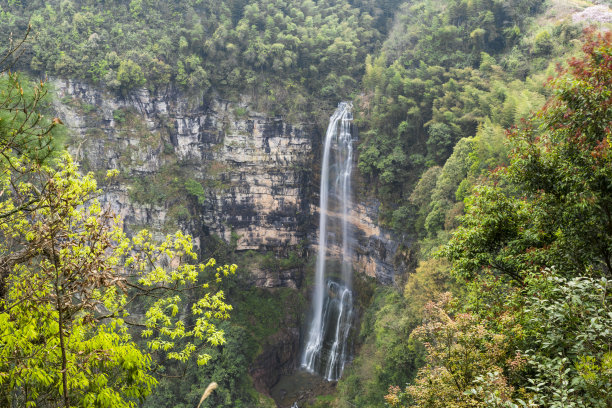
53, 79, 408, 286
351, 199, 411, 284
53, 79, 316, 288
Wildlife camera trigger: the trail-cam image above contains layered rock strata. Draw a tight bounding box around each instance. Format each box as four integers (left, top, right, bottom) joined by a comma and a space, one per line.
53, 79, 407, 285
53, 80, 315, 284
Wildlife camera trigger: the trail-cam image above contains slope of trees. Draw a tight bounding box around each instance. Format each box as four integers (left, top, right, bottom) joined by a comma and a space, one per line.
354, 0, 588, 230
0, 0, 398, 117
382, 30, 612, 408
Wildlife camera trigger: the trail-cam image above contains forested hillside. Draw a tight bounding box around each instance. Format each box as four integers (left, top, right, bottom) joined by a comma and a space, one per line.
0, 0, 611, 408
1, 0, 402, 118
382, 30, 612, 408
355, 0, 581, 228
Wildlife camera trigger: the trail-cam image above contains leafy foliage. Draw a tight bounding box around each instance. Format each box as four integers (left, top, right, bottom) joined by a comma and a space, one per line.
1, 0, 389, 116
444, 30, 612, 282
385, 270, 612, 408
185, 178, 206, 204
0, 71, 64, 165
141, 239, 308, 408
0, 64, 236, 407
383, 30, 612, 408
354, 0, 585, 227
0, 152, 237, 407
385, 292, 528, 408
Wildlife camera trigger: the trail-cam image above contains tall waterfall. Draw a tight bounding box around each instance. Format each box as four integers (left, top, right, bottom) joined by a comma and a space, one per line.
301, 102, 354, 381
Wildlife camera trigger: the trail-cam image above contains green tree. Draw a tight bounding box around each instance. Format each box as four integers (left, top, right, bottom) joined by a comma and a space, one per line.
444, 30, 612, 283
185, 178, 206, 204
397, 30, 612, 408
384, 293, 528, 408
0, 154, 236, 408
117, 59, 146, 91
0, 58, 235, 407
520, 271, 612, 408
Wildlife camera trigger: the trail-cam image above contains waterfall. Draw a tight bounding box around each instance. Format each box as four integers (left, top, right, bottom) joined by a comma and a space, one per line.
301, 102, 354, 381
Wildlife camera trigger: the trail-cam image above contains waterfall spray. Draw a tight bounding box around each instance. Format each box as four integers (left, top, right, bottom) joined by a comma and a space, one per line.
301, 102, 354, 381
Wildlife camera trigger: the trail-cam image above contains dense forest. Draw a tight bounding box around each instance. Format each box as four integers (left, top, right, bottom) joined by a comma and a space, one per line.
1, 0, 400, 118
0, 0, 611, 408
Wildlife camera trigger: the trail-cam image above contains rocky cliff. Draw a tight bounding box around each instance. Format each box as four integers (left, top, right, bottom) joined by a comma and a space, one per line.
53, 79, 408, 287
351, 199, 412, 284
54, 79, 319, 287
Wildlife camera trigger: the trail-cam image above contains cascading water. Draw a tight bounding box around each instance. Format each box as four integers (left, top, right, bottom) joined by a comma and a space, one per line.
301, 102, 354, 381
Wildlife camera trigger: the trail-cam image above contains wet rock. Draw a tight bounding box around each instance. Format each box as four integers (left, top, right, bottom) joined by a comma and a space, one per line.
309, 197, 411, 285
250, 328, 300, 394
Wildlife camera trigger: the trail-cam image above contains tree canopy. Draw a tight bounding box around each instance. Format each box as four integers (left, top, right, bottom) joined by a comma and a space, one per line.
0, 0, 396, 116
383, 30, 612, 408
444, 29, 612, 283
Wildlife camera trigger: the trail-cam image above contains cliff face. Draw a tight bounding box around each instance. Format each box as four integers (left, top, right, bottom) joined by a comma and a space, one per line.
351, 199, 411, 285
54, 79, 319, 288
54, 79, 408, 287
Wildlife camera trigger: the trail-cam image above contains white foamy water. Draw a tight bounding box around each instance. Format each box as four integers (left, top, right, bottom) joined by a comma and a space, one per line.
301, 102, 354, 381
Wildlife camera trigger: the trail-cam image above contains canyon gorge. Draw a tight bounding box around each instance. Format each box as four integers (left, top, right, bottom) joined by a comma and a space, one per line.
52, 78, 409, 405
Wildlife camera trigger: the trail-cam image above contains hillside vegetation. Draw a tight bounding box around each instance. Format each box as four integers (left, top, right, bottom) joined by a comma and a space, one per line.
381, 29, 612, 408
1, 0, 402, 117
330, 2, 612, 407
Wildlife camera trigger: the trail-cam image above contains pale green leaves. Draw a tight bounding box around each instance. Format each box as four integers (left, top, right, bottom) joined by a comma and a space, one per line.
0, 151, 237, 407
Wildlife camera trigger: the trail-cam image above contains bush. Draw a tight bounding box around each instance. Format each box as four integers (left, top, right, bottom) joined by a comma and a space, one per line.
185, 178, 206, 204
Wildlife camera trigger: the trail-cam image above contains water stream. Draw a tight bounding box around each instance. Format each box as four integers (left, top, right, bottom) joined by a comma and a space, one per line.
301, 102, 354, 382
